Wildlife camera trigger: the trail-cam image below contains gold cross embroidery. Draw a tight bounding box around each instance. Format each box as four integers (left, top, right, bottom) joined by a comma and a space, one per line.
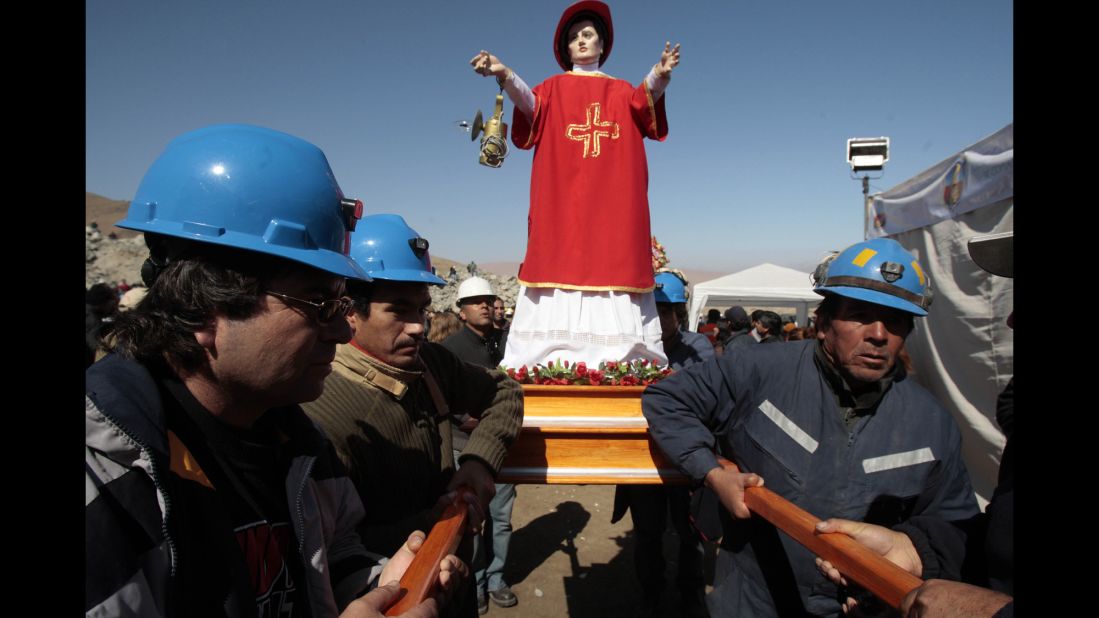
566, 102, 620, 158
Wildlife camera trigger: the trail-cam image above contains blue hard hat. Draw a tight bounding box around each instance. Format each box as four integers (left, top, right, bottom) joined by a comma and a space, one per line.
349, 214, 446, 285
812, 238, 932, 316
653, 271, 688, 303
116, 124, 370, 281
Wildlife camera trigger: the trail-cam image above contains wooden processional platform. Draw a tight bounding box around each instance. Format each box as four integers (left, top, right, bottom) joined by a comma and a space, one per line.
384, 384, 923, 614
496, 384, 688, 485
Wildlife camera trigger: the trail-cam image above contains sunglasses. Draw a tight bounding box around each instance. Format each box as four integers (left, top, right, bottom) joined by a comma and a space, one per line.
265, 291, 354, 324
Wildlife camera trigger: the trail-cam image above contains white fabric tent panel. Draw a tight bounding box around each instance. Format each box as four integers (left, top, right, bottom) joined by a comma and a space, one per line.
893, 201, 1013, 507
688, 263, 820, 328
871, 123, 1013, 507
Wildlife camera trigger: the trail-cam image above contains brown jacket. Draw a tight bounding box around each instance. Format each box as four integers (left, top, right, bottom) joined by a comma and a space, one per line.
303, 341, 523, 555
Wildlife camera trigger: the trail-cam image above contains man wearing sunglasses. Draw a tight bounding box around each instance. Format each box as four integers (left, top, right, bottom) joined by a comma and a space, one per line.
85, 125, 464, 618
304, 214, 524, 617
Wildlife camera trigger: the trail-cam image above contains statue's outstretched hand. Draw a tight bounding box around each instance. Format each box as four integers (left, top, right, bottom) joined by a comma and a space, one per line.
470, 50, 508, 79
655, 42, 681, 78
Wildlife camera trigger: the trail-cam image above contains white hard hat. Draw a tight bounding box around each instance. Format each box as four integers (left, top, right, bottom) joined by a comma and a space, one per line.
456, 276, 495, 304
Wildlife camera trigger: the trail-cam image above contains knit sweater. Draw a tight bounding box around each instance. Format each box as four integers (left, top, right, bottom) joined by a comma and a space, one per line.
303, 341, 524, 554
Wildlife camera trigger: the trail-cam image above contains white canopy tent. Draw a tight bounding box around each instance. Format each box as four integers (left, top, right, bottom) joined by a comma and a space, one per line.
688, 263, 821, 329
868, 123, 1013, 506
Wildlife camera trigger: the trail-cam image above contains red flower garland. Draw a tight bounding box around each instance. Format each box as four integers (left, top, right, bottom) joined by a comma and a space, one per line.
502, 358, 673, 386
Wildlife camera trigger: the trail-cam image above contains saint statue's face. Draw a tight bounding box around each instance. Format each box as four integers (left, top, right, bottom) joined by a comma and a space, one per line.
567, 19, 603, 66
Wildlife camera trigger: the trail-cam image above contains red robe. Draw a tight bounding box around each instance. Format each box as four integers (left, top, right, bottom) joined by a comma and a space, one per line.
511, 71, 668, 292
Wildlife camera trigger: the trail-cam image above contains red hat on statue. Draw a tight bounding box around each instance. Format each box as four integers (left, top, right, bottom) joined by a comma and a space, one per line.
553, 1, 615, 71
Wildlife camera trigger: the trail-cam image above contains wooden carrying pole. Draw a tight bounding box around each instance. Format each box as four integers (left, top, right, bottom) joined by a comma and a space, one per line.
716, 457, 924, 609
386, 459, 923, 612
383, 488, 472, 616
390, 385, 923, 611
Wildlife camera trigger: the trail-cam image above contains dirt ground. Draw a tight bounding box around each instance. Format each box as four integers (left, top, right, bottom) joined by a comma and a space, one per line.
482, 483, 717, 618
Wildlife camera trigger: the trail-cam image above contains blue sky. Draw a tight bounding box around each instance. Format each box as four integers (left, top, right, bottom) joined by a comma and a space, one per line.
86, 1, 1012, 274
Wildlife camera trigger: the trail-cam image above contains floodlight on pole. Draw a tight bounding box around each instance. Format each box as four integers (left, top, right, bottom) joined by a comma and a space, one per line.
847, 136, 891, 238
847, 137, 890, 173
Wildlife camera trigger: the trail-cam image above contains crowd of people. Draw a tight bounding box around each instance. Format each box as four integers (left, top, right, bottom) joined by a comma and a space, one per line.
697, 307, 813, 350
691, 306, 922, 376
86, 197, 1013, 618
86, 3, 1011, 618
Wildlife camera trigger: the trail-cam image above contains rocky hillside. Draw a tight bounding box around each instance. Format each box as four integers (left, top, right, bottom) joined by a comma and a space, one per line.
85, 192, 520, 309
85, 224, 149, 289
428, 261, 520, 313
86, 192, 141, 239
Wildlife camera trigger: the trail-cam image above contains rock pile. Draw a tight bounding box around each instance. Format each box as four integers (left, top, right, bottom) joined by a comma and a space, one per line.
429, 264, 521, 312
85, 224, 147, 289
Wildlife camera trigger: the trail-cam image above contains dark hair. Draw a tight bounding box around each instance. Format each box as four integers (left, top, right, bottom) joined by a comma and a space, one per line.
347, 279, 430, 318
724, 306, 750, 331
558, 11, 608, 70
675, 304, 689, 331
86, 283, 117, 306
106, 236, 298, 373
347, 279, 374, 316
706, 309, 721, 323
813, 295, 842, 326
750, 309, 764, 322
757, 311, 782, 336
716, 321, 733, 341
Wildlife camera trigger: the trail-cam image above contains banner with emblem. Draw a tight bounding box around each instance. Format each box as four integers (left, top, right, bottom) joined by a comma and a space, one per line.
866, 124, 1012, 239
867, 123, 1013, 509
